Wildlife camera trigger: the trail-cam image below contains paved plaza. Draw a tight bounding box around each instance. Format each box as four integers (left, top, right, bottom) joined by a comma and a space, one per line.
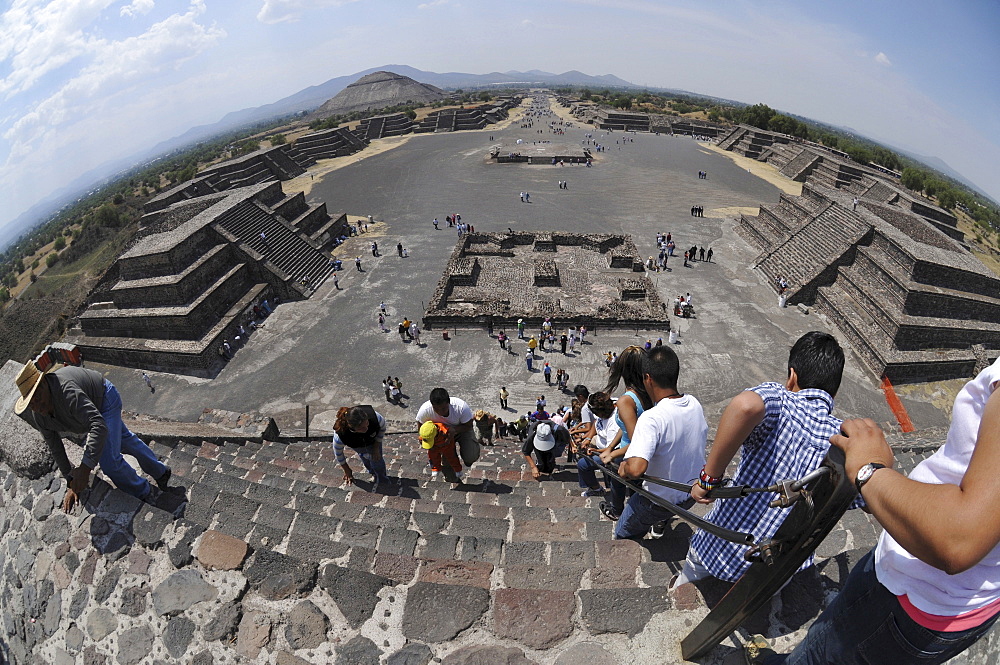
95, 98, 948, 434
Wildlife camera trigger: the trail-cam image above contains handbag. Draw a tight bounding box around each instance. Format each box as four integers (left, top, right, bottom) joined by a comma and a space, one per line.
458, 431, 481, 466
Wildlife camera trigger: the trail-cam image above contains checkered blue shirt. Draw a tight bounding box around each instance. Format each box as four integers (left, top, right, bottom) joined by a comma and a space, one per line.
690, 382, 861, 582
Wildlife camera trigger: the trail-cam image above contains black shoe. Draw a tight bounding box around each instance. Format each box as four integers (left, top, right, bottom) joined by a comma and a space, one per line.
599, 501, 619, 521
156, 467, 172, 491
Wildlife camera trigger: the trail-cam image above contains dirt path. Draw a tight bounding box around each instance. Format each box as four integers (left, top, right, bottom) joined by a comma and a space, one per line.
703, 143, 802, 196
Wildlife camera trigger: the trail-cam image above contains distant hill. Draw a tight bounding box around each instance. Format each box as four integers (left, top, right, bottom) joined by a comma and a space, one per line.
313, 71, 445, 118
139, 66, 638, 158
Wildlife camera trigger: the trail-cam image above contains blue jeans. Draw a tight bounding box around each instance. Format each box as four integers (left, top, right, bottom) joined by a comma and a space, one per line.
578, 456, 628, 515
614, 492, 694, 540
99, 382, 168, 499
770, 550, 998, 665
354, 443, 389, 483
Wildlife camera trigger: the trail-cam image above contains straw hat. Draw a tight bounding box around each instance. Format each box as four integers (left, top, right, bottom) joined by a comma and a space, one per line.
14, 361, 55, 416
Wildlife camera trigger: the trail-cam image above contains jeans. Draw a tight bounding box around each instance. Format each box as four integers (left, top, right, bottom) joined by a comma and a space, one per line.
614, 492, 694, 540
577, 456, 627, 512
770, 550, 999, 665
353, 443, 389, 483
99, 382, 168, 499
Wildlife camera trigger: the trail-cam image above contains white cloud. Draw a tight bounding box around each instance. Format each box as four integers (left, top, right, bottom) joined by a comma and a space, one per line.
418, 0, 452, 9
256, 0, 360, 25
0, 0, 112, 98
121, 0, 155, 18
1, 1, 225, 182
875, 52, 892, 67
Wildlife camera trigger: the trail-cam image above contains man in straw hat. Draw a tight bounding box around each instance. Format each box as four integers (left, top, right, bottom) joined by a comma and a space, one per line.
14, 361, 172, 512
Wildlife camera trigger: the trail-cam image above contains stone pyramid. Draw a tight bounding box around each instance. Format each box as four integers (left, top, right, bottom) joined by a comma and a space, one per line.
314, 70, 445, 117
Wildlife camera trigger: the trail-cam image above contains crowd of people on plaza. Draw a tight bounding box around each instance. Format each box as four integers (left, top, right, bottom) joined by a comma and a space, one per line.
14, 95, 1000, 665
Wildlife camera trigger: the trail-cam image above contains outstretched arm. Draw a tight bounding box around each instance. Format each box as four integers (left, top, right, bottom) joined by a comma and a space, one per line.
833, 392, 1000, 575
691, 390, 765, 503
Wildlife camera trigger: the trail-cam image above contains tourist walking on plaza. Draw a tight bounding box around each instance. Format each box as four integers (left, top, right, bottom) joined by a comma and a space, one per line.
142, 372, 155, 394
527, 336, 538, 357
377, 313, 387, 332
410, 322, 420, 344
544, 362, 552, 384
525, 350, 534, 371
333, 272, 340, 290
332, 405, 390, 487
517, 318, 526, 339
355, 256, 363, 271
499, 386, 509, 410
15, 361, 173, 512
371, 241, 379, 257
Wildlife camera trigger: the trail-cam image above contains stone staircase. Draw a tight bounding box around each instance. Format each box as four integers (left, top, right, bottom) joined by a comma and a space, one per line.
754, 203, 872, 303
214, 200, 335, 289
12, 378, 998, 664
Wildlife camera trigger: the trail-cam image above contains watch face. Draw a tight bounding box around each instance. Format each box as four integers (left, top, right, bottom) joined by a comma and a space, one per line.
857, 465, 874, 484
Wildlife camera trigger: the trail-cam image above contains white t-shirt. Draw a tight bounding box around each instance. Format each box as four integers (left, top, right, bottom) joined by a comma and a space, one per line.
579, 402, 595, 424
876, 357, 1000, 616
594, 409, 621, 448
624, 394, 707, 504
416, 397, 473, 428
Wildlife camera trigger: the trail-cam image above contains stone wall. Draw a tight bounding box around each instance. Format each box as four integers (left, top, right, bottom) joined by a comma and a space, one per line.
424, 232, 669, 331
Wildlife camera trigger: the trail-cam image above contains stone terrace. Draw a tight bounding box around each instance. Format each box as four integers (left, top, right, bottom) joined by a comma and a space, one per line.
8, 373, 991, 665
736, 177, 1000, 381
423, 232, 671, 331
64, 182, 344, 376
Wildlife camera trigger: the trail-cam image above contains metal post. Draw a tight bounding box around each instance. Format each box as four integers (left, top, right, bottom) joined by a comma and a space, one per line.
305, 405, 309, 439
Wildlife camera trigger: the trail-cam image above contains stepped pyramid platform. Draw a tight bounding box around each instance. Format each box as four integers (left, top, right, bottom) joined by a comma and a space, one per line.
737, 175, 1000, 382
490, 139, 592, 164
356, 112, 416, 140
423, 232, 669, 331
65, 182, 343, 376
4, 373, 986, 664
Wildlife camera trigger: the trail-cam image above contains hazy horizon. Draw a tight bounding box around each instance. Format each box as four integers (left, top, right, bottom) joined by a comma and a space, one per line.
1, 0, 998, 237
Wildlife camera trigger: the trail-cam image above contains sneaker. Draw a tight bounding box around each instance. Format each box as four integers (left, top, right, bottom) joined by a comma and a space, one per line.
649, 521, 666, 539
155, 467, 172, 492
744, 634, 777, 665
454, 471, 465, 483
599, 501, 619, 521
431, 471, 439, 480
581, 488, 604, 497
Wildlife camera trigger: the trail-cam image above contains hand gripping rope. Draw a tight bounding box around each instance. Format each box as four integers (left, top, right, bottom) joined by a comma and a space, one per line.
588, 458, 831, 559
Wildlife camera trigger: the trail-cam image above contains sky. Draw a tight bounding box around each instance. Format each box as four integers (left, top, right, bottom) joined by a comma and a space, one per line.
1, 0, 998, 236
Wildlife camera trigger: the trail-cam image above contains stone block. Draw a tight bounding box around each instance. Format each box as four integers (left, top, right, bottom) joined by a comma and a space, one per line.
335, 636, 381, 665
195, 530, 248, 571
492, 588, 574, 649
579, 587, 668, 636
441, 646, 537, 665
236, 611, 271, 659
318, 564, 392, 628
152, 569, 218, 615
402, 582, 489, 643
419, 560, 493, 589
285, 600, 329, 650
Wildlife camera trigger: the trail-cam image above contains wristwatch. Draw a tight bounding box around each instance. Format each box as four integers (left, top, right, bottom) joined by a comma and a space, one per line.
855, 463, 886, 492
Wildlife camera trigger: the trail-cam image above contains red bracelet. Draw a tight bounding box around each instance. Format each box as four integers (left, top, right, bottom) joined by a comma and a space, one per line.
700, 467, 722, 484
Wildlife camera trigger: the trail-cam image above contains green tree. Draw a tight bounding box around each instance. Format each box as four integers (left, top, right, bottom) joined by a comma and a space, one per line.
580, 88, 592, 100
938, 189, 957, 210
271, 133, 287, 145
112, 193, 125, 205
901, 167, 925, 192
405, 109, 417, 120
13, 258, 24, 274
94, 204, 122, 228
46, 253, 59, 267
53, 236, 66, 251
0, 287, 9, 303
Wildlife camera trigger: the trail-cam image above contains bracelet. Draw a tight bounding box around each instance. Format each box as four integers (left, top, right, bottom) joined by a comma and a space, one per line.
698, 467, 723, 491
700, 467, 722, 484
